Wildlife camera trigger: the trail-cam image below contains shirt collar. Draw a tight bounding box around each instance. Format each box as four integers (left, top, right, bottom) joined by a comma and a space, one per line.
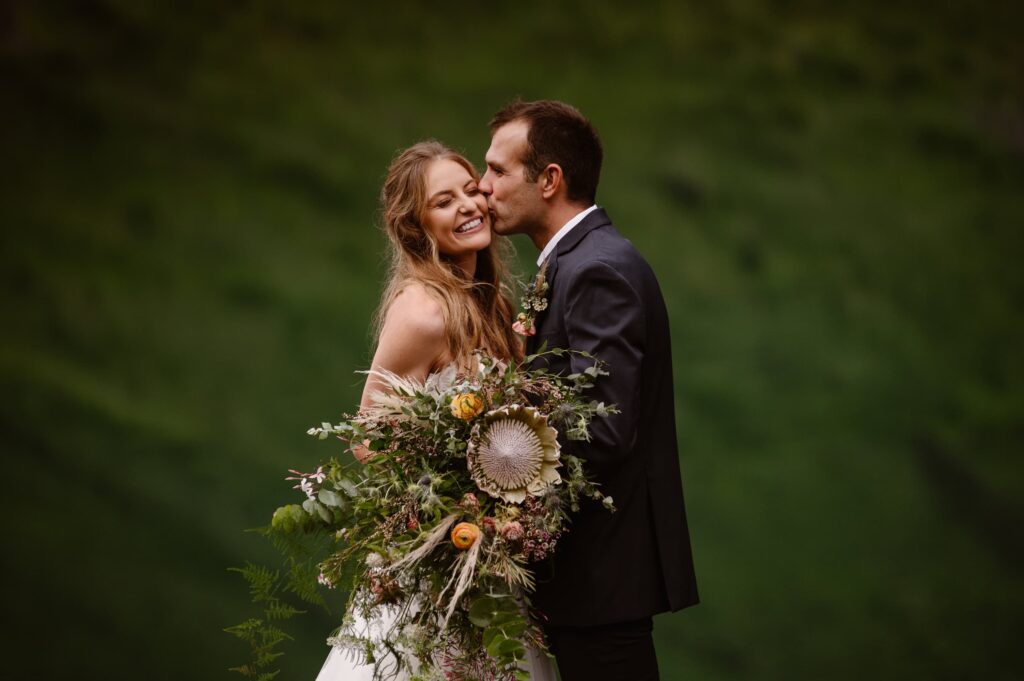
536, 204, 599, 267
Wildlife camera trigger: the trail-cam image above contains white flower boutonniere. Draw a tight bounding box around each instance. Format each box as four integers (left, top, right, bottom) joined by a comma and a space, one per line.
513, 259, 550, 337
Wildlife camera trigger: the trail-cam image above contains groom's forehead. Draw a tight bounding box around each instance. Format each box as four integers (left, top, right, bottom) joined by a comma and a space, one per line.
489, 120, 530, 162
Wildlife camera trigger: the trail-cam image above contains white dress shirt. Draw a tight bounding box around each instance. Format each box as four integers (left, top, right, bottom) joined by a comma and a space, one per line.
536, 204, 599, 267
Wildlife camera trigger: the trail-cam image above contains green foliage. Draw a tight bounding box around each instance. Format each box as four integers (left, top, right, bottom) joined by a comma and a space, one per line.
284, 559, 329, 611
225, 565, 303, 680
226, 525, 337, 679
469, 594, 531, 674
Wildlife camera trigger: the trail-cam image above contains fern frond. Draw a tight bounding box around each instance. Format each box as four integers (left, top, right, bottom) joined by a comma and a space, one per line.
265, 601, 304, 621
229, 563, 280, 604
224, 618, 263, 644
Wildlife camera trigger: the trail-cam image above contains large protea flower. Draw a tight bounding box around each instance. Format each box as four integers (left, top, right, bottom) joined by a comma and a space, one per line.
467, 406, 561, 503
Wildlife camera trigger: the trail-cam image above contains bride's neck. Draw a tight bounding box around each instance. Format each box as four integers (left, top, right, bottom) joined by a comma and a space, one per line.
449, 252, 478, 279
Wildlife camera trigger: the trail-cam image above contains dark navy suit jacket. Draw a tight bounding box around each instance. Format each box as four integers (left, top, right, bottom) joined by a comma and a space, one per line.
528, 207, 699, 626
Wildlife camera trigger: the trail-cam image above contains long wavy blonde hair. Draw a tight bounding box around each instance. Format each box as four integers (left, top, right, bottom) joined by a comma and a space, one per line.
374, 140, 523, 369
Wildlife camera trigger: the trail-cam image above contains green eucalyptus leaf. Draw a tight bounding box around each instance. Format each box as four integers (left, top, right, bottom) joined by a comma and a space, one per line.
504, 642, 527, 658
337, 479, 359, 498
485, 632, 508, 658
482, 625, 501, 648
468, 596, 498, 627
489, 634, 524, 655
318, 489, 342, 507
488, 611, 522, 628
497, 621, 528, 639
302, 499, 331, 523
491, 595, 519, 613
270, 504, 305, 532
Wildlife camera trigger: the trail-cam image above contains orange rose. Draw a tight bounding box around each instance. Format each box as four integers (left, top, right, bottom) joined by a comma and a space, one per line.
450, 393, 485, 421
450, 522, 480, 550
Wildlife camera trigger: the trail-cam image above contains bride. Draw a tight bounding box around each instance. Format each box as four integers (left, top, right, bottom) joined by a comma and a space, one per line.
316, 141, 556, 680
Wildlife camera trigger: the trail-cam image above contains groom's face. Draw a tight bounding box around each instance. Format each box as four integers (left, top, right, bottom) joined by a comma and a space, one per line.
480, 120, 544, 237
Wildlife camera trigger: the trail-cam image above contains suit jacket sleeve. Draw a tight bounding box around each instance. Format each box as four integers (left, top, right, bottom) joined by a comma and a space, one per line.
562, 260, 645, 467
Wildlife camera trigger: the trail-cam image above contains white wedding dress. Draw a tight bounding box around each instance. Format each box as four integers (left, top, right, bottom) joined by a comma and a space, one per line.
315, 607, 556, 681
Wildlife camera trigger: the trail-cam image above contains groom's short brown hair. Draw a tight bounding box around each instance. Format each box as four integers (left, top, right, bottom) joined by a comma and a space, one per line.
490, 99, 603, 205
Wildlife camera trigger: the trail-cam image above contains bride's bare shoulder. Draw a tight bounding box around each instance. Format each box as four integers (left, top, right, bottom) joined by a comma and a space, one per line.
381, 282, 445, 340
365, 282, 447, 388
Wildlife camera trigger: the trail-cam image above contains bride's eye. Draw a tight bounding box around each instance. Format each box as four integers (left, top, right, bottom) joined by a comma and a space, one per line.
467, 186, 480, 195
436, 199, 451, 208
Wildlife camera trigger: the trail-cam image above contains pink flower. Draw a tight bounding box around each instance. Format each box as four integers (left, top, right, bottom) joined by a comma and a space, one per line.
513, 320, 536, 337
285, 466, 326, 500
501, 520, 525, 544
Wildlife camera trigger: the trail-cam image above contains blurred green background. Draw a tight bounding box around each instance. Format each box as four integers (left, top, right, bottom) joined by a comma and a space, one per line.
3, 0, 1022, 679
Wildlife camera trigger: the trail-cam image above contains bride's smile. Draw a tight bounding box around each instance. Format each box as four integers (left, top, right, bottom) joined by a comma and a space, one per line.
454, 216, 484, 234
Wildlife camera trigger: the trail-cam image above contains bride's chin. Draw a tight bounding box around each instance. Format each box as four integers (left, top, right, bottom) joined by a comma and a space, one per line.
457, 231, 491, 249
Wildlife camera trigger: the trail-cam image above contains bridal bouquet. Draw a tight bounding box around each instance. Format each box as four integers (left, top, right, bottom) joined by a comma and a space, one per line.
229, 349, 615, 681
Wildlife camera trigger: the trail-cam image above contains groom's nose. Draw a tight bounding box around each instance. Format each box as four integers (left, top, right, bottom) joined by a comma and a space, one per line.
479, 172, 493, 195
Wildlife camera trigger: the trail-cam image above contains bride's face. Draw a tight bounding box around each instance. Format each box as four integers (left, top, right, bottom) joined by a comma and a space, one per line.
421, 159, 491, 263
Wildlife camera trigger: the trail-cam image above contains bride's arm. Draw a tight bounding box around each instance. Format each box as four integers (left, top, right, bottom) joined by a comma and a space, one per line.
352, 285, 446, 463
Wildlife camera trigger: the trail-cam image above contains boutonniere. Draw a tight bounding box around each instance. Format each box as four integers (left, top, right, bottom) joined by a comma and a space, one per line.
513, 259, 550, 337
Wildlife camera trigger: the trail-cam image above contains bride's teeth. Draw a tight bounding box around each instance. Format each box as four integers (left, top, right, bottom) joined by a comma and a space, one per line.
457, 218, 481, 233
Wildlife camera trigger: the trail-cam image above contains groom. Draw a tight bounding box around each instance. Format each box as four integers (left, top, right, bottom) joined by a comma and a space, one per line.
479, 100, 699, 680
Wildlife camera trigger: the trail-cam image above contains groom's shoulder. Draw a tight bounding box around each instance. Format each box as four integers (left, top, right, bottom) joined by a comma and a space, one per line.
565, 221, 653, 279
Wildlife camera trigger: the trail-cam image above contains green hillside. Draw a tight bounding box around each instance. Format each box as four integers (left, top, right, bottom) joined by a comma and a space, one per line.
2, 1, 1022, 679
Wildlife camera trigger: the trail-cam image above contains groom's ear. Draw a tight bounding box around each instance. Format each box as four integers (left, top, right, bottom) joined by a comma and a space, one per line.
539, 163, 564, 200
